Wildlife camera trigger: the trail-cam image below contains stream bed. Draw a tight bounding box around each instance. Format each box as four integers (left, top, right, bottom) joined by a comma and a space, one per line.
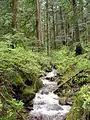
30, 70, 71, 120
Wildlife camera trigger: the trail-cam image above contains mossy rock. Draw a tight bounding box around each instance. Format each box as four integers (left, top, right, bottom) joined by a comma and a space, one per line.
59, 97, 68, 105
64, 90, 74, 97
66, 85, 90, 120
23, 86, 35, 105
35, 79, 43, 91
23, 86, 35, 95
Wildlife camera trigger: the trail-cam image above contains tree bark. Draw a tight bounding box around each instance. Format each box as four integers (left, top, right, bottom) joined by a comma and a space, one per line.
12, 0, 19, 33
46, 0, 50, 55
59, 6, 64, 31
36, 0, 44, 51
51, 5, 56, 49
72, 0, 80, 42
56, 9, 59, 37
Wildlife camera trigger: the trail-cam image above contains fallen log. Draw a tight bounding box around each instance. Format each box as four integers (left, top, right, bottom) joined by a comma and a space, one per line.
54, 69, 84, 93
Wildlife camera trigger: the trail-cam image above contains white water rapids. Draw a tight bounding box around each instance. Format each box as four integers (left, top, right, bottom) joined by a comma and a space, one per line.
30, 70, 71, 120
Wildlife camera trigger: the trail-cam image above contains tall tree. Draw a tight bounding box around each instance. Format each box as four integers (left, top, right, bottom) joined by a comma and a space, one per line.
56, 7, 59, 37
72, 0, 80, 42
46, 0, 50, 55
12, 0, 19, 33
36, 0, 44, 51
51, 4, 56, 49
59, 6, 64, 31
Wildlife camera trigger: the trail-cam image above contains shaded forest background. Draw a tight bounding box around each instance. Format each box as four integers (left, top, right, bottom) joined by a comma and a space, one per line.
0, 0, 90, 51
0, 0, 90, 120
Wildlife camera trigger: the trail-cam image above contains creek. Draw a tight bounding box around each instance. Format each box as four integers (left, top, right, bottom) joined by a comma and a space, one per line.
30, 69, 71, 120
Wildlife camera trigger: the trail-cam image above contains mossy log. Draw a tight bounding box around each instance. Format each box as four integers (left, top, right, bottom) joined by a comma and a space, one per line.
54, 70, 84, 93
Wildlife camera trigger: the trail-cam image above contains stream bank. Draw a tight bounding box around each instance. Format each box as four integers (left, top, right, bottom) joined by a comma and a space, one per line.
27, 69, 71, 120
26, 68, 90, 120
0, 46, 89, 120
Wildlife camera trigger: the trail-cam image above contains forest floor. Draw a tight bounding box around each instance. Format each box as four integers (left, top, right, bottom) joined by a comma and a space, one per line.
0, 41, 90, 119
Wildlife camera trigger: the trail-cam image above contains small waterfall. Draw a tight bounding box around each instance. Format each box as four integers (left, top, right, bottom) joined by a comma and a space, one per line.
30, 69, 71, 120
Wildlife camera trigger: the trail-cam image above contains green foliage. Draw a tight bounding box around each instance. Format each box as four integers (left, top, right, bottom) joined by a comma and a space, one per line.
0, 39, 44, 119
50, 46, 89, 75
8, 71, 24, 85
23, 86, 35, 95
0, 0, 12, 35
0, 45, 42, 78
0, 38, 89, 119
67, 85, 90, 120
0, 97, 24, 120
1, 33, 30, 49
34, 79, 43, 92
0, 42, 89, 88
52, 46, 90, 112
0, 0, 89, 119
0, 0, 36, 36
81, 85, 90, 110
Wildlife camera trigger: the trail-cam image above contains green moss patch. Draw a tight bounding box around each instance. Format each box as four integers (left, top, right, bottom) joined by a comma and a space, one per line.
67, 85, 90, 120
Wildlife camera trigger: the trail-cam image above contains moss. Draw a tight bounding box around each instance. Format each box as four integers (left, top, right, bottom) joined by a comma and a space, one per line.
0, 45, 89, 111
35, 79, 43, 91
23, 86, 35, 106
14, 74, 24, 85
66, 95, 83, 120
23, 86, 35, 95
66, 85, 90, 120
64, 90, 73, 97
59, 97, 68, 105
55, 69, 90, 100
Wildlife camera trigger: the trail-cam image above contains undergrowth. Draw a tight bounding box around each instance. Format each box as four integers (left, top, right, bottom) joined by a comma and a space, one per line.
0, 38, 90, 119
67, 85, 90, 120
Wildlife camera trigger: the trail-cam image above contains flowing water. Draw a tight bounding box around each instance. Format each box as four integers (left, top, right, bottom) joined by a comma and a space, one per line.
30, 70, 71, 120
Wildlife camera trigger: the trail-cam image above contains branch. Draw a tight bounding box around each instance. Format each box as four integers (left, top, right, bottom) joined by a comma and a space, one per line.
0, 92, 25, 120
54, 70, 84, 93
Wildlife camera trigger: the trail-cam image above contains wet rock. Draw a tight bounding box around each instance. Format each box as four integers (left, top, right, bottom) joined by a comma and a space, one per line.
66, 102, 73, 106
59, 95, 74, 106
59, 97, 67, 105
26, 116, 42, 120
23, 93, 35, 107
47, 104, 63, 111
45, 69, 57, 81
25, 106, 33, 111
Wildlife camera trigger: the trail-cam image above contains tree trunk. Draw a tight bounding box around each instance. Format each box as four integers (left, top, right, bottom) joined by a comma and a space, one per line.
56, 8, 59, 37
51, 5, 56, 49
12, 0, 19, 33
72, 0, 80, 42
59, 6, 64, 31
43, 10, 46, 46
46, 0, 50, 55
36, 0, 44, 51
